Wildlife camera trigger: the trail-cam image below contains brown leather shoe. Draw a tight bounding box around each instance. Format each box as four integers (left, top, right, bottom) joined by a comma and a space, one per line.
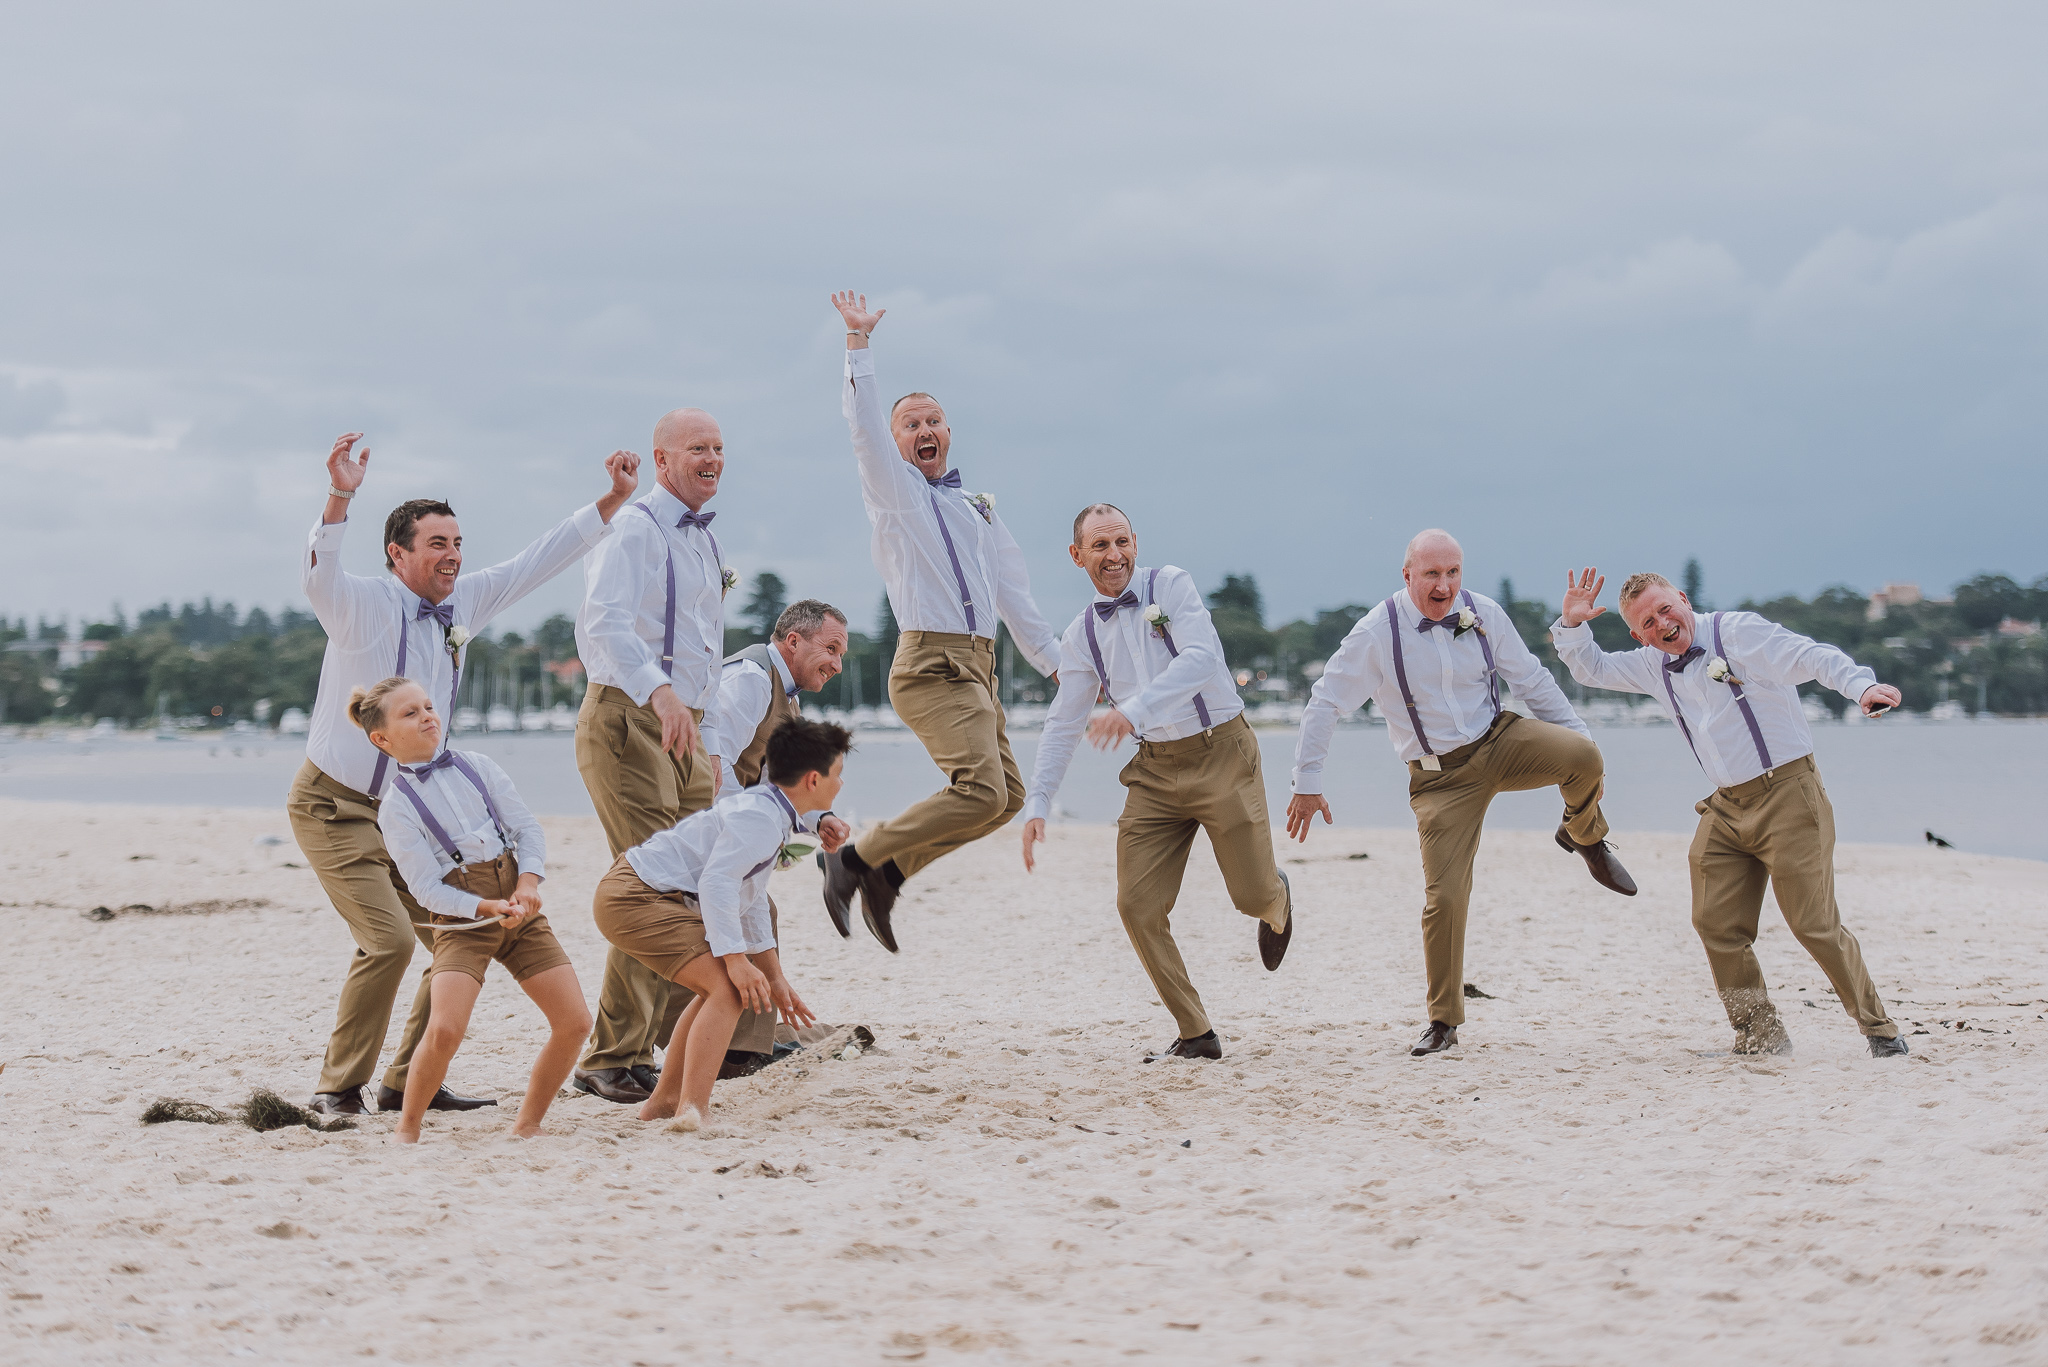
571, 1067, 650, 1104
1410, 1021, 1458, 1056
308, 1087, 368, 1117
717, 1049, 773, 1080
1555, 826, 1638, 896
1145, 1031, 1222, 1062
377, 1084, 497, 1113
628, 1064, 661, 1093
856, 870, 901, 954
818, 851, 856, 938
1258, 872, 1294, 971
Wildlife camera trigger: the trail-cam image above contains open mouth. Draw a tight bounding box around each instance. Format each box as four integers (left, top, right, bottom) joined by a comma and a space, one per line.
1660, 624, 1682, 642
916, 441, 938, 460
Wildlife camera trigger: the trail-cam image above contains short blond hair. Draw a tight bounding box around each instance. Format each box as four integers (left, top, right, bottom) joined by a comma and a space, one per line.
1617, 572, 1675, 612
347, 676, 417, 739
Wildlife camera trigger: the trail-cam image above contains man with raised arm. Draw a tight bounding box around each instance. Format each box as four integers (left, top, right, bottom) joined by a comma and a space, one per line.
819, 290, 1062, 952
570, 407, 737, 1106
1021, 505, 1294, 1062
1285, 529, 1638, 1058
291, 433, 634, 1118
1551, 568, 1909, 1058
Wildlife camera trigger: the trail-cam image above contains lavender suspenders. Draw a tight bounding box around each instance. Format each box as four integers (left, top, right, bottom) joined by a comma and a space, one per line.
741, 786, 803, 881
368, 598, 464, 798
1383, 589, 1500, 766
1659, 613, 1774, 777
636, 501, 722, 674
390, 754, 511, 866
1081, 568, 1212, 735
927, 492, 978, 634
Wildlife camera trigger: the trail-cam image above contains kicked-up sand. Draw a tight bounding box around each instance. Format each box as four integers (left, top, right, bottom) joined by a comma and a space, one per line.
1, 796, 2045, 1365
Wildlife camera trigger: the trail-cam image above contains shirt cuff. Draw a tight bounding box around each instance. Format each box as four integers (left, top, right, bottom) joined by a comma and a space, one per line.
625, 663, 670, 708
845, 348, 875, 379
446, 889, 483, 919
1291, 770, 1324, 796
571, 501, 610, 543
704, 927, 746, 958
1550, 618, 1589, 639
1021, 794, 1051, 824
307, 518, 347, 555
516, 860, 546, 883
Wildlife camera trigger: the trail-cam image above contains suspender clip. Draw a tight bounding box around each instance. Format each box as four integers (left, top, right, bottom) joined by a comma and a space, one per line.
1420, 754, 1442, 771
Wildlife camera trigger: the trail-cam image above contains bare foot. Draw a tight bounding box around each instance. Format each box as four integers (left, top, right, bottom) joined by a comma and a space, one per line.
510, 1125, 542, 1140
665, 1105, 703, 1134
391, 1129, 421, 1145
638, 1095, 679, 1122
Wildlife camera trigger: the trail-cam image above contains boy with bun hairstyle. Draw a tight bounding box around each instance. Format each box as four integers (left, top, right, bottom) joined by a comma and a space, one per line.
350, 676, 593, 1142
592, 715, 851, 1130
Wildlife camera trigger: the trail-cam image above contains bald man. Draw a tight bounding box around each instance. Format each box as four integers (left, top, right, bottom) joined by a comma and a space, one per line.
569, 408, 750, 1105
1286, 530, 1637, 1057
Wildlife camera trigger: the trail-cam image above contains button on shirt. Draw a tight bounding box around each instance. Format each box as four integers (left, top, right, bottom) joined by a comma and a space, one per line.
1024, 566, 1241, 824
625, 787, 814, 958
704, 644, 799, 802
377, 751, 547, 920
1293, 590, 1589, 793
841, 345, 1061, 675
302, 504, 610, 797
575, 485, 726, 714
1551, 610, 1876, 790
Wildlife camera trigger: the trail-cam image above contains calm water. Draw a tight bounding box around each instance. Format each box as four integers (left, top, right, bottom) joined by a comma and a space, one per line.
2, 718, 2042, 862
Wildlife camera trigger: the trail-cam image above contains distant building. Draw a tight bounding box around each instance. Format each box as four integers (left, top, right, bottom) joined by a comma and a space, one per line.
1866, 583, 1921, 621
1999, 617, 2041, 638
3, 638, 108, 668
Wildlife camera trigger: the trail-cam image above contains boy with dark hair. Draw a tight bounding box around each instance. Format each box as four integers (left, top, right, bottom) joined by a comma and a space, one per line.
591, 717, 854, 1128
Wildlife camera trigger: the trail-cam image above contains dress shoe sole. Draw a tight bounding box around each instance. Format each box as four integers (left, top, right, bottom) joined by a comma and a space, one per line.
860, 894, 899, 953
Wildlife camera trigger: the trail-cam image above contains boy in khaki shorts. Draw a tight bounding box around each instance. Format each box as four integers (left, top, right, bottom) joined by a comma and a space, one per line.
594, 716, 851, 1130
353, 678, 594, 1143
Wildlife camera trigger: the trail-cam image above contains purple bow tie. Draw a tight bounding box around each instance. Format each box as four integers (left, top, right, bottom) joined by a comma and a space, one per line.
398, 751, 457, 779
926, 469, 962, 489
1665, 645, 1706, 673
1417, 613, 1460, 632
676, 508, 717, 531
1093, 589, 1139, 620
416, 599, 455, 630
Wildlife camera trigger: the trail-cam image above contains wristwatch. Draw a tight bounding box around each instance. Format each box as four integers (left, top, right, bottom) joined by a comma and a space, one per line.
328, 485, 357, 500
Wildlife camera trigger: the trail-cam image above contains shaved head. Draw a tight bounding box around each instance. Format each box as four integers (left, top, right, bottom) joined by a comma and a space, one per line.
1403, 528, 1462, 569
650, 406, 725, 510
653, 407, 717, 451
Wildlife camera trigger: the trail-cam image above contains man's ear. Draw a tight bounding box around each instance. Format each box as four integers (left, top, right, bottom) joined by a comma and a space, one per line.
1069, 544, 1085, 568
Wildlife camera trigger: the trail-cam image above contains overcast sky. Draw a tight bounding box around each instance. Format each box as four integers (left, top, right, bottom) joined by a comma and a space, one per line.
3, 3, 2043, 638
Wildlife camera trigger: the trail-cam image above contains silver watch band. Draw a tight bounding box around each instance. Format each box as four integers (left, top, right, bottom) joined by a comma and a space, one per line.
328, 485, 357, 500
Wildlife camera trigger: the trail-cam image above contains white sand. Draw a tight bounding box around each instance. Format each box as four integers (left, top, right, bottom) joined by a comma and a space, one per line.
2, 796, 2045, 1365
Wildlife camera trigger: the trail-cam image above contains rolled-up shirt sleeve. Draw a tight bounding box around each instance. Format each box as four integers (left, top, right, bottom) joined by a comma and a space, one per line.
1292, 612, 1386, 795
378, 804, 480, 920
1022, 632, 1097, 824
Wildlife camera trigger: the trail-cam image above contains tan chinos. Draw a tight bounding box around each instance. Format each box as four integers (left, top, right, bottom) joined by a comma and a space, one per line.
1406, 711, 1609, 1027
287, 760, 435, 1095
1689, 755, 1898, 1040
1116, 714, 1289, 1039
858, 632, 1024, 878
575, 685, 775, 1067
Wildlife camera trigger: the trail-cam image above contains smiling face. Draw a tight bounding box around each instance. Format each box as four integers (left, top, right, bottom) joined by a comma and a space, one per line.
388, 514, 463, 605
1071, 510, 1137, 598
780, 619, 849, 692
652, 408, 725, 510
368, 681, 441, 764
1402, 532, 1463, 619
891, 396, 951, 479
1624, 582, 1697, 656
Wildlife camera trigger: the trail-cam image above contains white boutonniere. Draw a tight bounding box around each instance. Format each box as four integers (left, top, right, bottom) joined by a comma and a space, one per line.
720, 567, 739, 597
1706, 656, 1741, 685
1453, 605, 1485, 639
967, 492, 995, 523
775, 830, 821, 871
1142, 603, 1171, 637
446, 625, 471, 663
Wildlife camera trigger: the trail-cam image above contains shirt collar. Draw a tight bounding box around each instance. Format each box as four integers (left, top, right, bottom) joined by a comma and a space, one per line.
767, 642, 798, 695
642, 482, 697, 526
1091, 568, 1147, 609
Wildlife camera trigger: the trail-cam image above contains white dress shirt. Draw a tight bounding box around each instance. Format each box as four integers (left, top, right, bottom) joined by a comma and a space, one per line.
1293, 590, 1588, 793
302, 503, 610, 797
625, 786, 814, 958
377, 751, 546, 920
704, 644, 799, 802
841, 345, 1061, 675
1023, 566, 1242, 823
1552, 610, 1876, 790
575, 485, 726, 713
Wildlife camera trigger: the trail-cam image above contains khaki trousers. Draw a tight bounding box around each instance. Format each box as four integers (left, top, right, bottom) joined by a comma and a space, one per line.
286, 760, 434, 1095
575, 685, 772, 1066
1689, 755, 1898, 1039
859, 632, 1024, 879
1407, 711, 1609, 1027
1116, 714, 1289, 1039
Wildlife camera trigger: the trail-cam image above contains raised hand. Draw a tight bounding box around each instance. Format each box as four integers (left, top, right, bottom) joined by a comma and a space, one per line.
1561, 568, 1607, 627
831, 290, 886, 339
327, 432, 369, 492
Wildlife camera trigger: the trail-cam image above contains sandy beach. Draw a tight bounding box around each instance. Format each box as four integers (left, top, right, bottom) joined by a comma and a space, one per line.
2, 796, 2045, 1365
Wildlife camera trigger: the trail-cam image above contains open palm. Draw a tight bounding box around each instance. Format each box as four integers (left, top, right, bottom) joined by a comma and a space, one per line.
1562, 568, 1606, 626
831, 290, 886, 335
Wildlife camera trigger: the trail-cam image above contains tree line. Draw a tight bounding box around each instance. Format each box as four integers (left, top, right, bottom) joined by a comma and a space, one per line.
5, 564, 2045, 726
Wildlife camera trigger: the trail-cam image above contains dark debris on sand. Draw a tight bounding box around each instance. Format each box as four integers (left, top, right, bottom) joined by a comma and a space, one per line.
86, 898, 271, 922
141, 1088, 355, 1134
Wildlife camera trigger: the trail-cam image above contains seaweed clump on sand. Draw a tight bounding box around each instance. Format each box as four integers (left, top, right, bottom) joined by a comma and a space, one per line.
140, 1088, 355, 1134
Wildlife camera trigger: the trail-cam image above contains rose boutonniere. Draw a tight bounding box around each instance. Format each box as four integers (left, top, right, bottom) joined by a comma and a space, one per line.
1142, 603, 1171, 638
775, 831, 821, 871
446, 625, 471, 663
1706, 656, 1741, 685
720, 567, 739, 597
1453, 605, 1485, 640
967, 491, 995, 523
